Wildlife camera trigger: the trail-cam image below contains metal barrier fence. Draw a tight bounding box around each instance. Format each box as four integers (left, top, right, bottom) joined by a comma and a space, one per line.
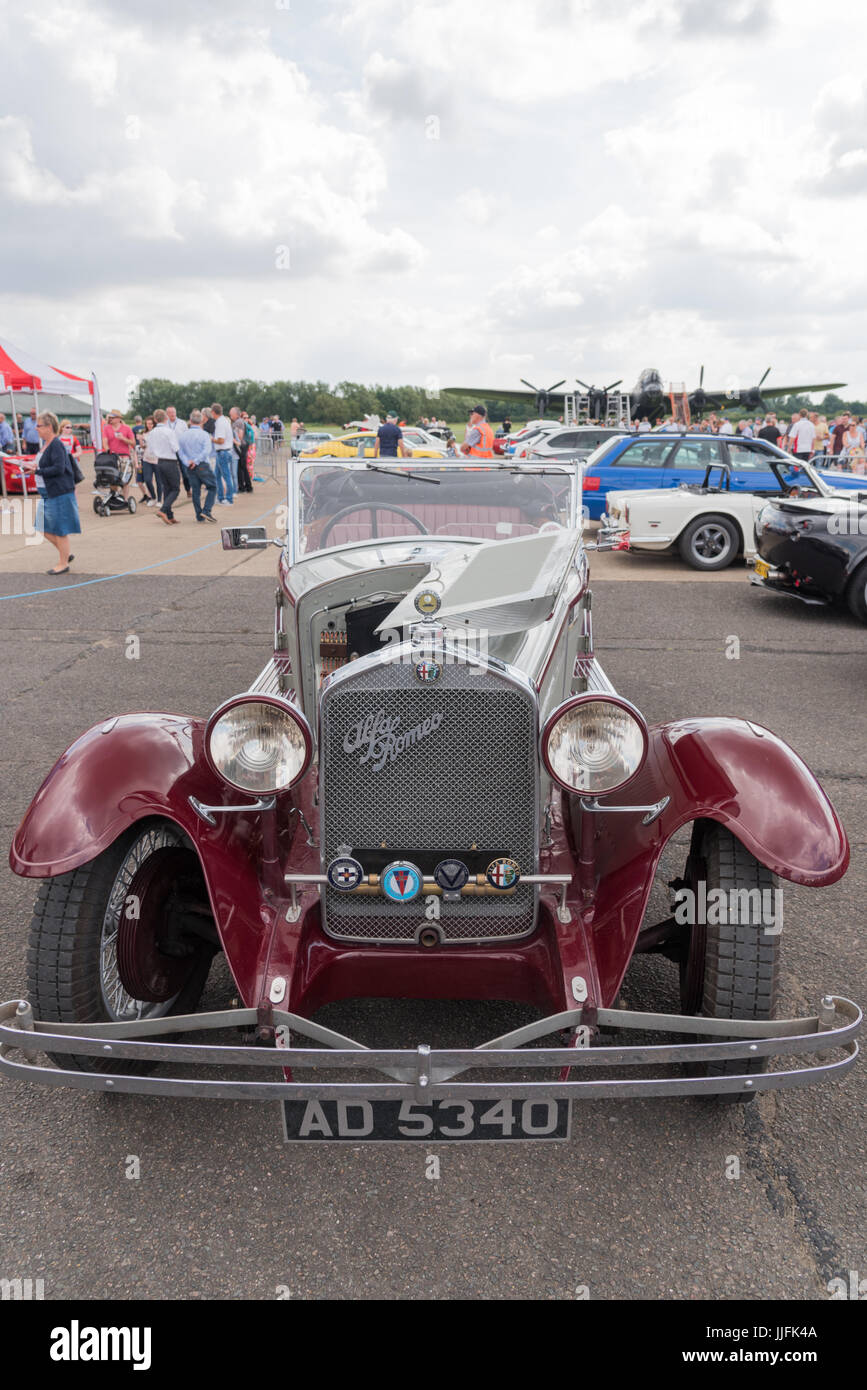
810, 451, 866, 474
251, 435, 290, 486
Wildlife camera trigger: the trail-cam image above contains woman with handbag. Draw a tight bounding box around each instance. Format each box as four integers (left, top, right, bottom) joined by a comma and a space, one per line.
19, 411, 81, 575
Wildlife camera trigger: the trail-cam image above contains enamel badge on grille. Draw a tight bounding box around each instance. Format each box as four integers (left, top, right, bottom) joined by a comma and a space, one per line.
433, 859, 470, 892
326, 855, 364, 892
381, 861, 423, 903
485, 857, 520, 890
414, 589, 442, 617
415, 659, 441, 683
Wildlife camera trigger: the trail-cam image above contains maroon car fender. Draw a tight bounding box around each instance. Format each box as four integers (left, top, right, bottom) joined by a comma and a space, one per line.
650, 717, 848, 885
568, 716, 849, 1006
9, 713, 308, 1006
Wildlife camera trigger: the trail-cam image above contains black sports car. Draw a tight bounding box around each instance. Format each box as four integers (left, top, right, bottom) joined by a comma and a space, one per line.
751, 484, 867, 621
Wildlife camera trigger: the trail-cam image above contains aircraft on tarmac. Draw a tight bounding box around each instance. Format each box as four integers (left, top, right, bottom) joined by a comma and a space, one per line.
444, 367, 847, 424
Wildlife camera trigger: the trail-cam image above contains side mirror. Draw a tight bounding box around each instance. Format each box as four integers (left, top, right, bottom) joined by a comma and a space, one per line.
221, 525, 268, 551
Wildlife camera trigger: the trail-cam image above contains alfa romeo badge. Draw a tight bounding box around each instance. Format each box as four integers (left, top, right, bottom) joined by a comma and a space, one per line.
326, 854, 364, 892
415, 658, 442, 683
485, 857, 521, 890
414, 588, 442, 617
381, 860, 423, 903
433, 859, 470, 892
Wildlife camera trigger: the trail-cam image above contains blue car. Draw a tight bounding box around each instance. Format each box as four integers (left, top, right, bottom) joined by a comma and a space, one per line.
578, 433, 864, 521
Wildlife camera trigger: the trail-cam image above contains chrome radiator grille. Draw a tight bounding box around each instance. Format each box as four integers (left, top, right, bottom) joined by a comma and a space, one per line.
320, 657, 538, 943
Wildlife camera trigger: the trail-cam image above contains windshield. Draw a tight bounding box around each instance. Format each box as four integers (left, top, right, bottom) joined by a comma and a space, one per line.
291, 460, 579, 558
584, 436, 627, 466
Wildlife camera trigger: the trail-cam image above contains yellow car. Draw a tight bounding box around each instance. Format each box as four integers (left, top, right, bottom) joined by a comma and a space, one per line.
300, 430, 443, 459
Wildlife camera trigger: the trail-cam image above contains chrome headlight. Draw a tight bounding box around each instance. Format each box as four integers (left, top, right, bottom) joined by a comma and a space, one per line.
206, 696, 312, 794
542, 696, 647, 795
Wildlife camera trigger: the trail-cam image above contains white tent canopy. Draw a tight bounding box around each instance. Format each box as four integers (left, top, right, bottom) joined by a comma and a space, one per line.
0, 335, 102, 466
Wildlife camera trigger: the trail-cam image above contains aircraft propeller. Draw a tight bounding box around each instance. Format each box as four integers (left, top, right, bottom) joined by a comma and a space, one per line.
520, 378, 567, 415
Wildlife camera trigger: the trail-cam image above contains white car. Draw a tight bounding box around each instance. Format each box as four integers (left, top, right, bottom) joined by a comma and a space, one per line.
599, 457, 844, 571
523, 426, 629, 463
400, 427, 447, 453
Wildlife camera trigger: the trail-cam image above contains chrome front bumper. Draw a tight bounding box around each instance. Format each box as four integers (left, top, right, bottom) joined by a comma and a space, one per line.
599, 517, 674, 548
0, 996, 859, 1103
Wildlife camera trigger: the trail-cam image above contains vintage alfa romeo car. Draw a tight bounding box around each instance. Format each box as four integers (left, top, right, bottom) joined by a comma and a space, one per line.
0, 458, 859, 1140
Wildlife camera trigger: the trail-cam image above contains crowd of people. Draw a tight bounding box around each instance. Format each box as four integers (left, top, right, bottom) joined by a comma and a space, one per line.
113, 402, 258, 523
0, 399, 268, 578
636, 408, 866, 468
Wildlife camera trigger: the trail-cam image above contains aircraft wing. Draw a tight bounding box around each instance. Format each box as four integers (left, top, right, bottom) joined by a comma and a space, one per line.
752, 381, 846, 398
701, 381, 847, 400
442, 385, 571, 405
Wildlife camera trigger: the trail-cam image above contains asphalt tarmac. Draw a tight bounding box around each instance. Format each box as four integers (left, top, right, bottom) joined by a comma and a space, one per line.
0, 527, 864, 1300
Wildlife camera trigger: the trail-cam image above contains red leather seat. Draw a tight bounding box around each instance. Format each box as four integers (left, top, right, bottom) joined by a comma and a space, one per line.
325, 504, 530, 545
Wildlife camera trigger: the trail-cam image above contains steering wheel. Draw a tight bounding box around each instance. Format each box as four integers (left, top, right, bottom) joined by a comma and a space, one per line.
319, 503, 429, 545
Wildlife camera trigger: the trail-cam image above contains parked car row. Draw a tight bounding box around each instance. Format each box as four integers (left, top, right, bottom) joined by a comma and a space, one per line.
596, 448, 867, 622
299, 427, 447, 459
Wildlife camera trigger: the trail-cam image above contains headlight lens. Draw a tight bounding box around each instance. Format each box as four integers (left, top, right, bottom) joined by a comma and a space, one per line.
207, 699, 311, 794
543, 697, 647, 794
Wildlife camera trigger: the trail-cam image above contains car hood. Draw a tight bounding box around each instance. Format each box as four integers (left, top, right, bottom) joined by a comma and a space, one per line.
379, 528, 581, 635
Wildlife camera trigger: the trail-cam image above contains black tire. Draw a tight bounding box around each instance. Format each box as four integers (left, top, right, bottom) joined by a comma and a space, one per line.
27, 822, 217, 1074
127, 496, 137, 514
678, 514, 740, 570
92, 496, 103, 515
846, 561, 867, 623
680, 823, 780, 1101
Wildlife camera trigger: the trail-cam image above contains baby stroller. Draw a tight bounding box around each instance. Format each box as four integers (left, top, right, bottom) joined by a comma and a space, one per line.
92, 451, 136, 517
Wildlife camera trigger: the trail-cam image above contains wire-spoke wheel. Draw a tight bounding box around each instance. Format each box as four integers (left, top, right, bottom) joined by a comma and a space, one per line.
27, 821, 218, 1074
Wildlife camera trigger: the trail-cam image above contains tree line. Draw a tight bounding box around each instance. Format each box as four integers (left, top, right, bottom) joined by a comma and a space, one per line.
127, 378, 517, 424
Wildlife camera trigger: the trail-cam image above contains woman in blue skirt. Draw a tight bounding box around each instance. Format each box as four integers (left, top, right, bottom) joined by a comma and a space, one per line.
20, 411, 82, 575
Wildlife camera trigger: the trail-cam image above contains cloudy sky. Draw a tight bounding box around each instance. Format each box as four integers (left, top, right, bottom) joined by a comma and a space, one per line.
1, 0, 866, 407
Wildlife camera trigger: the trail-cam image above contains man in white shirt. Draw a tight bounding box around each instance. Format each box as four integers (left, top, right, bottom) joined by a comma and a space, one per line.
719, 417, 734, 434
165, 405, 190, 495
211, 401, 235, 504
637, 416, 652, 433
165, 405, 188, 436
789, 409, 816, 459
149, 409, 182, 524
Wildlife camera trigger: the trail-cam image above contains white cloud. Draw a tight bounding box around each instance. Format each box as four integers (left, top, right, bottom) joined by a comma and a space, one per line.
337, 0, 661, 106
0, 0, 866, 405
456, 191, 495, 226
0, 3, 423, 283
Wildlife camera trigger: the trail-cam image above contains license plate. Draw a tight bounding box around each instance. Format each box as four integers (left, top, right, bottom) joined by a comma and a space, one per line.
281, 1096, 571, 1143
754, 559, 769, 579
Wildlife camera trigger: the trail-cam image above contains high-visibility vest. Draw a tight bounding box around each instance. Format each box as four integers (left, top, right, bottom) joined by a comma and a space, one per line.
467, 420, 494, 457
